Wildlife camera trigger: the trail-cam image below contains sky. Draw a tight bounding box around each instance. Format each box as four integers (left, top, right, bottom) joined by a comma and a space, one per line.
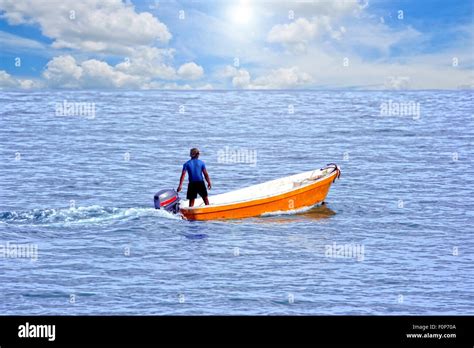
0, 0, 473, 90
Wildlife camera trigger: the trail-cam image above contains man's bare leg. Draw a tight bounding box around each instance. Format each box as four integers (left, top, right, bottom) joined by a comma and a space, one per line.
189, 199, 195, 207
203, 197, 209, 205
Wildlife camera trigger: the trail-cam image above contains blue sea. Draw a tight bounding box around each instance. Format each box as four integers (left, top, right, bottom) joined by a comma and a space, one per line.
0, 90, 473, 315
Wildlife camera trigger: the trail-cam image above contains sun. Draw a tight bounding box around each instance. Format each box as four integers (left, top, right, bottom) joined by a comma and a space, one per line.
229, 1, 253, 25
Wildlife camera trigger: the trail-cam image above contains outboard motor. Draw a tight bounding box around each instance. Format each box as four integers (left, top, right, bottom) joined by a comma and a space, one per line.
154, 189, 180, 213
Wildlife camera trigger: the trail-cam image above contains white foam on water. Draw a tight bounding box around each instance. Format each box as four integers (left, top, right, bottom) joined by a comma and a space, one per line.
260, 202, 322, 217
0, 205, 182, 226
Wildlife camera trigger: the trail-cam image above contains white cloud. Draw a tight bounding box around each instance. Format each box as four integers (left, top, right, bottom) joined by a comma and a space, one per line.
177, 62, 204, 80
384, 76, 411, 90
1, 0, 471, 90
18, 79, 37, 89
0, 70, 19, 88
217, 66, 251, 88
252, 67, 313, 89
41, 54, 206, 89
42, 55, 141, 88
80, 59, 142, 88
267, 16, 348, 52
115, 47, 177, 80
0, 70, 38, 89
0, 0, 171, 55
266, 0, 363, 17
0, 30, 49, 55
43, 55, 83, 88
197, 83, 213, 90
267, 18, 317, 46
141, 81, 196, 90
286, 45, 474, 89
342, 22, 422, 55
162, 82, 192, 90
260, 0, 467, 89
232, 69, 251, 88
217, 65, 239, 79
218, 65, 313, 89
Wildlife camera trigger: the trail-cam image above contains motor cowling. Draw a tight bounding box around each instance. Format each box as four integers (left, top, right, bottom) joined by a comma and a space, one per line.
154, 189, 180, 213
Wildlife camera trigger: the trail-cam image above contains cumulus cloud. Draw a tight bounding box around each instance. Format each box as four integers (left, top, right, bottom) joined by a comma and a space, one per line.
80, 59, 142, 88
0, 0, 210, 89
216, 66, 251, 88
43, 55, 140, 89
252, 67, 313, 89
217, 65, 239, 78
384, 76, 411, 90
0, 70, 19, 88
1, 0, 470, 90
115, 47, 177, 80
218, 65, 312, 89
232, 69, 251, 88
268, 18, 318, 45
265, 0, 365, 52
43, 55, 83, 88
0, 0, 171, 55
41, 54, 205, 89
0, 70, 38, 89
177, 62, 204, 80
267, 16, 347, 52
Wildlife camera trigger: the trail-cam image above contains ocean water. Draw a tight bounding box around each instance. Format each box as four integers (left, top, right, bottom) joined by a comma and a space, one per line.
0, 90, 473, 315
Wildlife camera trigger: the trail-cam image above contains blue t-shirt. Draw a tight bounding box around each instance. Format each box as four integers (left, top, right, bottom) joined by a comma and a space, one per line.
183, 159, 206, 182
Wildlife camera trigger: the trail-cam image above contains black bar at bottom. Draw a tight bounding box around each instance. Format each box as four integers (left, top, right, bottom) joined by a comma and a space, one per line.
0, 316, 472, 346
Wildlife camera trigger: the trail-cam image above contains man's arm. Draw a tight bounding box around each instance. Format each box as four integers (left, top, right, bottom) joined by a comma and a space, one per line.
203, 168, 212, 190
177, 170, 186, 192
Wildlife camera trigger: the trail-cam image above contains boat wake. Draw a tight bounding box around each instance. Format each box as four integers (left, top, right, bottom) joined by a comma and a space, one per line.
260, 203, 322, 217
260, 203, 336, 220
0, 205, 180, 226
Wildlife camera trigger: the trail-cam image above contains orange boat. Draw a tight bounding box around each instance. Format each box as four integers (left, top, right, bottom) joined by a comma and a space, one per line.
173, 164, 341, 221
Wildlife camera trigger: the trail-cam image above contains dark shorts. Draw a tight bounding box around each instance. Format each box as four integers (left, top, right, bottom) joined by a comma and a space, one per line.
187, 181, 208, 200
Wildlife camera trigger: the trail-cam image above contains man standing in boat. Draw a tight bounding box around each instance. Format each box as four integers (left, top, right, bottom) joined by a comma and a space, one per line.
177, 148, 212, 207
